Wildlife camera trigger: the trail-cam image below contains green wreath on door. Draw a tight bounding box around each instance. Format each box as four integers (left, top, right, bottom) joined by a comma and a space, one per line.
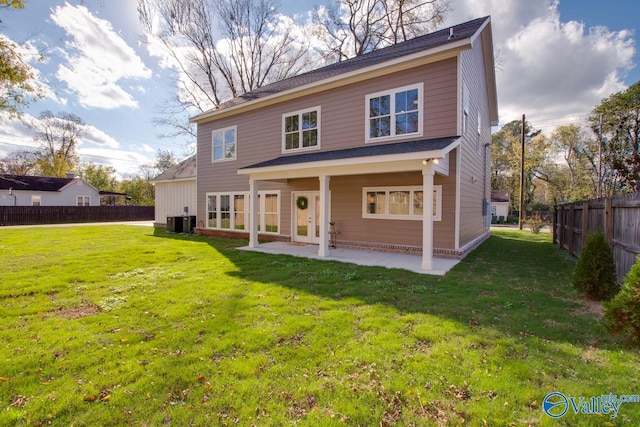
296, 196, 308, 210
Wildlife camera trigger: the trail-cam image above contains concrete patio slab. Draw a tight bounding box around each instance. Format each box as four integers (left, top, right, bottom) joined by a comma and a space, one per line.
238, 242, 459, 275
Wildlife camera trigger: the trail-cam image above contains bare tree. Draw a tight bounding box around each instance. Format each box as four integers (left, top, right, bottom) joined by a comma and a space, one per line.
0, 149, 37, 175
138, 0, 311, 137
312, 0, 450, 62
30, 110, 84, 177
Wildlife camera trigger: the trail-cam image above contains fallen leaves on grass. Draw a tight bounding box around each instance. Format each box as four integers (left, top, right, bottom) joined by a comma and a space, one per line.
8, 395, 29, 409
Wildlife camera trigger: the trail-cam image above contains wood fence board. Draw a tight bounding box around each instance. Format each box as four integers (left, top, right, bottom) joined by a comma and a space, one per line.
0, 206, 154, 226
554, 192, 640, 284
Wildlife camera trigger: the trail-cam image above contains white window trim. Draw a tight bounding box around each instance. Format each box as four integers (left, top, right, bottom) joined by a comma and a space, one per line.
365, 82, 423, 143
77, 196, 91, 206
476, 109, 482, 152
362, 185, 442, 221
31, 195, 41, 206
282, 106, 321, 153
205, 191, 280, 234
462, 81, 470, 135
211, 125, 237, 163
258, 190, 281, 234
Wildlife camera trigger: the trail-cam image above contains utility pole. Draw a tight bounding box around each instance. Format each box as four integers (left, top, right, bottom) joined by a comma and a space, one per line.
519, 114, 525, 230
597, 113, 603, 199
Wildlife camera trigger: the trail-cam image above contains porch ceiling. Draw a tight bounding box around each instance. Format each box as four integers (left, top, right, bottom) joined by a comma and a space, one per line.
238, 136, 459, 180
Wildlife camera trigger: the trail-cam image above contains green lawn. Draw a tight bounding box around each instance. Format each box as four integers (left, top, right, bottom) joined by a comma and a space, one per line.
0, 226, 638, 426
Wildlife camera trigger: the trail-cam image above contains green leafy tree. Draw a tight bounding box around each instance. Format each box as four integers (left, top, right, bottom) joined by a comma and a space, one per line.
491, 119, 544, 211
118, 175, 154, 206
534, 124, 599, 203
30, 110, 84, 177
605, 255, 640, 346
590, 81, 640, 194
77, 163, 118, 192
0, 1, 42, 117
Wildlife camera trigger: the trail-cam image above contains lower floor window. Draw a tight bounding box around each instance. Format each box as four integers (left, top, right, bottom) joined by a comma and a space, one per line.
77, 196, 91, 206
363, 186, 442, 221
206, 191, 280, 233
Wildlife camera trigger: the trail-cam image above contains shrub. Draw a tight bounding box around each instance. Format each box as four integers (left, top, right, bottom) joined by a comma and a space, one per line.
572, 231, 618, 301
605, 255, 640, 346
523, 213, 548, 234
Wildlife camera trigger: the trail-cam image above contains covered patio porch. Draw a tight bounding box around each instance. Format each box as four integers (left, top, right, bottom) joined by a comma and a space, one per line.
239, 136, 460, 271
238, 241, 459, 275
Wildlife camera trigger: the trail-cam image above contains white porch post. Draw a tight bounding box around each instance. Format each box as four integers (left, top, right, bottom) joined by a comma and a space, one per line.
318, 175, 330, 257
249, 178, 259, 248
422, 164, 435, 270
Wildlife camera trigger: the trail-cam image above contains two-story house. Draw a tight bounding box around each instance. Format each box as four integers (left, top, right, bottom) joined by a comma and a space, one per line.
192, 16, 498, 271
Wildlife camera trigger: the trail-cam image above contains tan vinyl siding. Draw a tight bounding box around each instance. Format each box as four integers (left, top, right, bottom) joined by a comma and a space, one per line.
197, 58, 459, 225
458, 32, 492, 247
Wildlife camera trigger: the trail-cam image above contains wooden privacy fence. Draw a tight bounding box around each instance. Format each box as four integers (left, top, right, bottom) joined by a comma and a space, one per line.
0, 206, 154, 226
553, 192, 640, 283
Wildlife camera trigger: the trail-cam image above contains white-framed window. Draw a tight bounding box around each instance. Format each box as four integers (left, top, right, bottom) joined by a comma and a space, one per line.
258, 191, 280, 233
366, 83, 423, 142
206, 191, 280, 233
462, 81, 470, 135
212, 125, 237, 162
77, 196, 90, 206
363, 185, 442, 221
283, 107, 320, 152
31, 195, 41, 206
476, 109, 482, 152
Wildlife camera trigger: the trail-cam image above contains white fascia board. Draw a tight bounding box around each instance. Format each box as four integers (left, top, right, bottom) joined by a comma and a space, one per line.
151, 177, 197, 185
238, 149, 454, 181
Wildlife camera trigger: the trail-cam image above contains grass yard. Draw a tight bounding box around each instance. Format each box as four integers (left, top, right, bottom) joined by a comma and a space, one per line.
0, 226, 638, 426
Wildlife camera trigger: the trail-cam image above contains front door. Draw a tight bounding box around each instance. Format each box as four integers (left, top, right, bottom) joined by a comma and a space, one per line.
293, 192, 320, 244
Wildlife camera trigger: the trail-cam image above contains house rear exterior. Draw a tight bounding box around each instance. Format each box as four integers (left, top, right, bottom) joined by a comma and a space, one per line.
192, 16, 498, 270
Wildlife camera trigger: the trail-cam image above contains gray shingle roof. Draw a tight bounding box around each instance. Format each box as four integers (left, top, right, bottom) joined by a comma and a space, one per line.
197, 16, 490, 116
150, 155, 197, 182
241, 136, 459, 170
0, 174, 74, 192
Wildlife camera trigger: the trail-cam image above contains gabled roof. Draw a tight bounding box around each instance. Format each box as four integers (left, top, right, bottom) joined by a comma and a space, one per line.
150, 155, 197, 183
241, 137, 459, 171
192, 16, 493, 123
491, 190, 511, 203
0, 174, 76, 192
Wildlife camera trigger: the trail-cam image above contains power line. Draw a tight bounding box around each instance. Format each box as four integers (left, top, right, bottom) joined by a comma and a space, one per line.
0, 140, 151, 165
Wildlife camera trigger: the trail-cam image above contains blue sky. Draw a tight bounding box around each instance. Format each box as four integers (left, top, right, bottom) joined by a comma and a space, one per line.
0, 0, 638, 177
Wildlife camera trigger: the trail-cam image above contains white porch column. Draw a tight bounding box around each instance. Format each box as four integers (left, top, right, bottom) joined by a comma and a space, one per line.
318, 175, 330, 257
422, 164, 435, 270
249, 178, 259, 248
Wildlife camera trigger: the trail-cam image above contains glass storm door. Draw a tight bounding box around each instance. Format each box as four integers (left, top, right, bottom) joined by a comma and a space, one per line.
293, 192, 320, 244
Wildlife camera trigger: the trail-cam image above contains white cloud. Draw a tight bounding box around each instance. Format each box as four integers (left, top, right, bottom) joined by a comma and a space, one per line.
78, 147, 151, 178
50, 3, 152, 109
141, 144, 155, 153
82, 125, 120, 149
445, 0, 636, 130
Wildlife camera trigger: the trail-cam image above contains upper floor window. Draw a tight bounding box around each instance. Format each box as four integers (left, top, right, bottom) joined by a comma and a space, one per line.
212, 126, 237, 162
283, 107, 320, 152
366, 83, 423, 142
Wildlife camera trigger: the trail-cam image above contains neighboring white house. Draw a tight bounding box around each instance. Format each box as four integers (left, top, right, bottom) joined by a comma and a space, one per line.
150, 156, 197, 226
491, 190, 510, 221
0, 174, 101, 206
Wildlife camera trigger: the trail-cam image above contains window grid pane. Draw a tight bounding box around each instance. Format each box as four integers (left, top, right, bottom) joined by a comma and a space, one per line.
389, 191, 410, 215
413, 191, 423, 215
